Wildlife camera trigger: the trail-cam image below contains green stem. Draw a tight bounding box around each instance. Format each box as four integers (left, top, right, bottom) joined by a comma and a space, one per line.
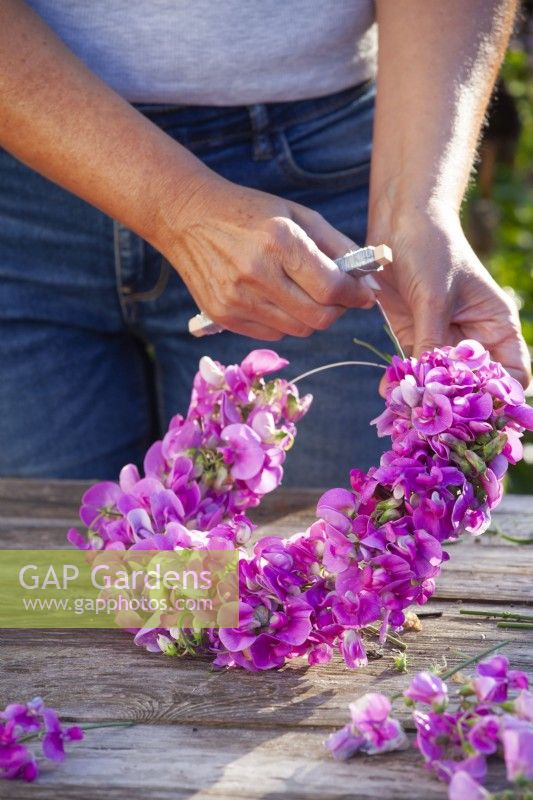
352, 337, 392, 364
79, 721, 136, 731
497, 622, 533, 630
441, 639, 511, 682
291, 360, 386, 385
499, 533, 533, 545
460, 609, 533, 622
18, 721, 135, 744
365, 625, 407, 651
390, 640, 511, 703
379, 308, 406, 359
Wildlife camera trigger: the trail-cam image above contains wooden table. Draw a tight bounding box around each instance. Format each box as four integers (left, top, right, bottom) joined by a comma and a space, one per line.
0, 480, 532, 800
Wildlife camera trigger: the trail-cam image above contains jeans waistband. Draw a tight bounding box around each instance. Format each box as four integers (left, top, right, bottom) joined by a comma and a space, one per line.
134, 80, 375, 149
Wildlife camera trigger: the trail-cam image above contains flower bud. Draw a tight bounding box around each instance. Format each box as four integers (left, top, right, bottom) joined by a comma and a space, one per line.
157, 634, 178, 656
464, 450, 487, 474
199, 356, 225, 387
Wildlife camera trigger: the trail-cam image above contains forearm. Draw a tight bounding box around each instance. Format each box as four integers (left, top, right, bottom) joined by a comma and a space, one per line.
0, 0, 210, 250
369, 0, 517, 234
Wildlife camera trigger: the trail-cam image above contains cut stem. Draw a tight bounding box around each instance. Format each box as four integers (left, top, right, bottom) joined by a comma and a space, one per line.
365, 624, 407, 651
497, 622, 533, 630
499, 533, 533, 545
460, 609, 533, 623
378, 304, 406, 359
352, 337, 392, 364
291, 360, 386, 385
18, 720, 135, 744
441, 639, 511, 682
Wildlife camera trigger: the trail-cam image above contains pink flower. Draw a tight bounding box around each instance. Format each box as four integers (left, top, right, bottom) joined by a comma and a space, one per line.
240, 349, 289, 377
468, 715, 500, 755
448, 771, 489, 800
198, 356, 225, 387
502, 718, 533, 781
221, 424, 265, 480
349, 693, 406, 753
514, 690, 533, 722
404, 672, 448, 709
338, 630, 368, 669
412, 391, 453, 435
473, 655, 528, 703
324, 725, 364, 761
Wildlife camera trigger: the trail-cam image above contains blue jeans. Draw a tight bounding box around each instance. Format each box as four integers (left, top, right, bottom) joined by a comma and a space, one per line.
0, 81, 389, 485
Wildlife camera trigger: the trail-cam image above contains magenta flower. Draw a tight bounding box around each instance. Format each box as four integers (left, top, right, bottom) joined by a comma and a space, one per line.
240, 349, 289, 377
448, 771, 489, 800
0, 698, 84, 783
221, 424, 265, 480
2, 697, 44, 733
325, 692, 405, 760
41, 709, 83, 763
79, 481, 123, 528
514, 690, 533, 722
468, 715, 500, 755
473, 655, 529, 703
412, 391, 454, 435
404, 672, 448, 709
349, 693, 406, 754
324, 725, 364, 761
0, 721, 38, 782
338, 630, 368, 669
502, 718, 533, 781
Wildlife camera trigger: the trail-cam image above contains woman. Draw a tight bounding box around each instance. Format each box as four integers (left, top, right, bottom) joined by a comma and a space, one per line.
0, 0, 529, 483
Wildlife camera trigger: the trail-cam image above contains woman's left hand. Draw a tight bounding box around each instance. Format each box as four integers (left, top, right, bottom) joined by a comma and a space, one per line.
367, 209, 531, 390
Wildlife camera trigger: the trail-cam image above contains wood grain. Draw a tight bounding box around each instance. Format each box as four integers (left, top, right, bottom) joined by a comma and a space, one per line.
0, 480, 531, 799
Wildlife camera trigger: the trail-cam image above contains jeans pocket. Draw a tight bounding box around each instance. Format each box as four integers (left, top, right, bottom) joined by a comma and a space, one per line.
275, 87, 374, 190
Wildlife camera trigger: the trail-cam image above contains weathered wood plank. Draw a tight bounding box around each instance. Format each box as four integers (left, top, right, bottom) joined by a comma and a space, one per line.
0, 723, 511, 800
0, 602, 530, 729
2, 485, 532, 602
0, 481, 531, 799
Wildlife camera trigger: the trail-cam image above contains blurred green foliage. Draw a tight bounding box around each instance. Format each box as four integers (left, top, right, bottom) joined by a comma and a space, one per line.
465, 47, 533, 493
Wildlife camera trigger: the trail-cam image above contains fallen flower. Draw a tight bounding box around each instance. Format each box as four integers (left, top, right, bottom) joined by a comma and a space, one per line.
325, 650, 533, 800
0, 698, 83, 782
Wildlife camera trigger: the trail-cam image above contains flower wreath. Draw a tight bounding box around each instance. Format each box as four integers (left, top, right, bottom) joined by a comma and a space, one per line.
69, 341, 533, 672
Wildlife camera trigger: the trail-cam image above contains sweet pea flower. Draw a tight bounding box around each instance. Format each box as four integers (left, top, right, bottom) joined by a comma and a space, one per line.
0, 721, 38, 782
240, 349, 289, 377
351, 693, 406, 754
404, 672, 448, 709
198, 356, 225, 387
41, 708, 84, 763
467, 715, 500, 755
338, 630, 368, 669
0, 698, 84, 783
448, 771, 490, 800
514, 690, 533, 722
473, 655, 529, 703
324, 725, 364, 761
221, 424, 265, 480
412, 391, 454, 436
502, 717, 533, 781
1, 697, 44, 733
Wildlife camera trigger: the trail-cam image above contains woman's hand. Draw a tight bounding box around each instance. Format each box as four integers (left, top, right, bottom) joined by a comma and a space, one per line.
0, 2, 376, 343
157, 173, 376, 340
368, 208, 531, 388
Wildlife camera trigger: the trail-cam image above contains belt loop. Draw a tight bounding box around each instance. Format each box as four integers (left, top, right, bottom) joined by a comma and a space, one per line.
247, 103, 274, 161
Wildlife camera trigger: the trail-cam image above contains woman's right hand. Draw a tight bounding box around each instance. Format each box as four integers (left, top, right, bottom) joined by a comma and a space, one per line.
157, 173, 376, 340
1, 2, 374, 342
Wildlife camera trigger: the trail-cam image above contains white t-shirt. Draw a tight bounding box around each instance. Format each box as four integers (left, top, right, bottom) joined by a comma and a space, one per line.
26, 0, 377, 105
